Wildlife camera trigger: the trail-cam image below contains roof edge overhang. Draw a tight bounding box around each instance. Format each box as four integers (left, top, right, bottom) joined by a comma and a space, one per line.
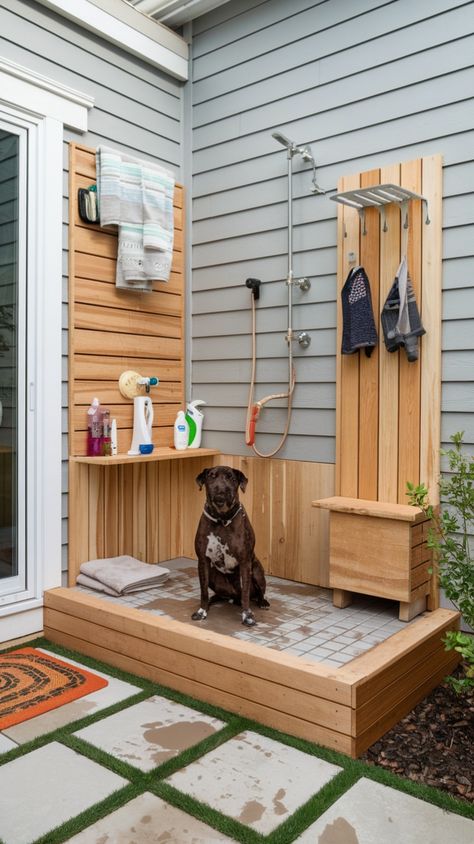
36, 0, 189, 81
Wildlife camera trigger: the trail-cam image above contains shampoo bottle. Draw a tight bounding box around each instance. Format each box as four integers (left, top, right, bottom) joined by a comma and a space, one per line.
174, 411, 189, 450
100, 408, 112, 456
185, 399, 206, 449
87, 398, 101, 457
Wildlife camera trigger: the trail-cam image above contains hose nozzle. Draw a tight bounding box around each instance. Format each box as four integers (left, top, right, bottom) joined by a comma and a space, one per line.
245, 403, 261, 446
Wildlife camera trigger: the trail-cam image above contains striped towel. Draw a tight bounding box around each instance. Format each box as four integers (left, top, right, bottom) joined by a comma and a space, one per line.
96, 146, 175, 289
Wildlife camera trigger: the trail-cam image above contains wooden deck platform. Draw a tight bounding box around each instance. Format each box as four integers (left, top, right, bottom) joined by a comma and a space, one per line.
44, 587, 459, 758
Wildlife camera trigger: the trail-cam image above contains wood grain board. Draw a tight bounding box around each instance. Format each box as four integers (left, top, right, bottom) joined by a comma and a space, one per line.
334, 156, 442, 504
68, 143, 185, 459
44, 588, 460, 758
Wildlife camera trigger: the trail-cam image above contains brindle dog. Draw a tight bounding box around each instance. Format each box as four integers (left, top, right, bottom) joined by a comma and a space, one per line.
192, 466, 269, 626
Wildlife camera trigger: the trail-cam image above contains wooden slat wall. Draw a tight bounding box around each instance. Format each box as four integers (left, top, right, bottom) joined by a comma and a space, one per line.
68, 143, 185, 458
68, 453, 334, 586
335, 155, 442, 505
220, 455, 334, 587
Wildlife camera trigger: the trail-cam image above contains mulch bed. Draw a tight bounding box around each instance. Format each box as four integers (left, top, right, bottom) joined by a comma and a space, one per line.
362, 666, 474, 802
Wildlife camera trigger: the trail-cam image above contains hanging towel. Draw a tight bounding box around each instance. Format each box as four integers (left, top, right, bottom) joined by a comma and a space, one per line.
341, 266, 378, 357
96, 146, 175, 290
381, 256, 425, 362
76, 555, 170, 596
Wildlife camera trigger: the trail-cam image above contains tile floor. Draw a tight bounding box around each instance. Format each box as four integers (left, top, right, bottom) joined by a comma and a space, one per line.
75, 557, 414, 668
0, 647, 473, 844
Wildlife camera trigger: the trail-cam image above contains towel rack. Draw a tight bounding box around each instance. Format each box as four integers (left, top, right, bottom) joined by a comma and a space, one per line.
330, 184, 430, 235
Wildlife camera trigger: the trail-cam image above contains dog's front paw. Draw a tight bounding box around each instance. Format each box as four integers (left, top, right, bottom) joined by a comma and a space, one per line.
191, 608, 208, 621
242, 609, 256, 626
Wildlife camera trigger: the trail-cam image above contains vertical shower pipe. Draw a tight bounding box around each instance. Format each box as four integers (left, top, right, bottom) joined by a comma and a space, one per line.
246, 132, 320, 455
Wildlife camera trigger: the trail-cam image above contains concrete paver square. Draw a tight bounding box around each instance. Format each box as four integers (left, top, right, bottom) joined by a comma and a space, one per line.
75, 695, 226, 772
3, 648, 141, 744
0, 741, 128, 844
0, 733, 17, 754
165, 730, 342, 835
295, 777, 474, 843
67, 792, 236, 843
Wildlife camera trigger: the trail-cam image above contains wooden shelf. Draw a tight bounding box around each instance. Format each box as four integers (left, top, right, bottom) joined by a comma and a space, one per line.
70, 447, 221, 466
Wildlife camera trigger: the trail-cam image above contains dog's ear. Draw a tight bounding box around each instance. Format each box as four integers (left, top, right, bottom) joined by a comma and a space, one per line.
233, 469, 248, 492
196, 469, 209, 490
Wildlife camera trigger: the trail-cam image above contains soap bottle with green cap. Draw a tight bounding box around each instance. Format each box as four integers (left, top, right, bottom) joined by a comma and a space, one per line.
185, 399, 206, 449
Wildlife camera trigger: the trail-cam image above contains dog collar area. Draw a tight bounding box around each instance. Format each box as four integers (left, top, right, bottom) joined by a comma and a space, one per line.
203, 503, 243, 527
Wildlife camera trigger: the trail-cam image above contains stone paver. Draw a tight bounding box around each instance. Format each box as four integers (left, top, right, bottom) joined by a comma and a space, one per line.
76, 558, 412, 668
75, 695, 226, 772
2, 648, 141, 744
0, 741, 128, 844
0, 733, 17, 753
165, 729, 342, 835
295, 777, 474, 843
67, 792, 236, 843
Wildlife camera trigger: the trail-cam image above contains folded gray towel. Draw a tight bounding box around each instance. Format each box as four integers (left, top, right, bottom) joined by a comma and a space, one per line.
77, 555, 170, 596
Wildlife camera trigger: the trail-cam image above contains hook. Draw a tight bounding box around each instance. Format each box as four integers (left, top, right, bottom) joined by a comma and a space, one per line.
358, 207, 367, 236
423, 198, 431, 225
401, 200, 409, 230
379, 205, 388, 233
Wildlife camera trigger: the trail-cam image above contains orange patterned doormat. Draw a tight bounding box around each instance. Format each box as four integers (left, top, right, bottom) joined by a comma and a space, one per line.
0, 648, 108, 730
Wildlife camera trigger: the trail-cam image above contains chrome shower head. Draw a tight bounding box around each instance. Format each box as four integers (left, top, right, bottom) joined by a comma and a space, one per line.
272, 131, 295, 151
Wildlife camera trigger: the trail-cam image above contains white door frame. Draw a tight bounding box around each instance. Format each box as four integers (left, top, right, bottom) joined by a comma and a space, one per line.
0, 58, 93, 641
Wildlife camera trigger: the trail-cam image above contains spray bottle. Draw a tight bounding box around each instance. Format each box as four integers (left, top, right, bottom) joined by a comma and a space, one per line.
87, 398, 102, 457
185, 400, 206, 449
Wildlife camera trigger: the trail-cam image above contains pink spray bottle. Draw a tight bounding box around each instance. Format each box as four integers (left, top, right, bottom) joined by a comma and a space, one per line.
87, 397, 102, 457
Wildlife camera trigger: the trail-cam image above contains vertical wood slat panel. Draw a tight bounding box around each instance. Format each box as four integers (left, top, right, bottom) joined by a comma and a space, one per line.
339, 173, 361, 497
103, 465, 119, 558
421, 155, 443, 507
378, 163, 401, 503
118, 465, 134, 557
67, 462, 90, 585
398, 159, 423, 502
358, 169, 381, 501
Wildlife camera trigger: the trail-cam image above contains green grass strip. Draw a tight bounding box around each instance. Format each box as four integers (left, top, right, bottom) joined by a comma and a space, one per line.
32, 782, 142, 844
2, 636, 473, 844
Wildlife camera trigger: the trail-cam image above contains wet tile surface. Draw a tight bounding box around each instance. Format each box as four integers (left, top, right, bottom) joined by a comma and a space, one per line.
75, 558, 414, 668
67, 792, 236, 843
2, 648, 141, 744
0, 742, 128, 844
295, 777, 474, 843
75, 695, 226, 772
165, 730, 342, 835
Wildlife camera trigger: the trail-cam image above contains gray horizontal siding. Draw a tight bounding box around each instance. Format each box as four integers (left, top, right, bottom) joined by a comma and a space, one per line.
1, 0, 184, 572
190, 0, 474, 462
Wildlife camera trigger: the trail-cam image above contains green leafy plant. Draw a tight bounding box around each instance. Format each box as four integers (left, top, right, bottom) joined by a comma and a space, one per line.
407, 432, 474, 693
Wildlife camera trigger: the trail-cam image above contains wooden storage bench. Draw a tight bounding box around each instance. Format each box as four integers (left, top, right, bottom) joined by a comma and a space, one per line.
313, 497, 433, 621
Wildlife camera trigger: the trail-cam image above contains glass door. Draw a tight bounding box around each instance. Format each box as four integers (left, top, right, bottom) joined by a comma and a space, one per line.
0, 122, 28, 603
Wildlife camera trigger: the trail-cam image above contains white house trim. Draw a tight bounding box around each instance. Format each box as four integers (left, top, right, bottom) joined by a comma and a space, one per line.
37, 0, 189, 81
0, 63, 91, 637
0, 58, 94, 132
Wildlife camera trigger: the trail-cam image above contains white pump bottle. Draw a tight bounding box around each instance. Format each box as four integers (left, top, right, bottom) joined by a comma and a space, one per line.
185, 399, 206, 448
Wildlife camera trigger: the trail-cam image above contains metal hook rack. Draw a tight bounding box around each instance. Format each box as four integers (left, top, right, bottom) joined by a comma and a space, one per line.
331, 184, 430, 236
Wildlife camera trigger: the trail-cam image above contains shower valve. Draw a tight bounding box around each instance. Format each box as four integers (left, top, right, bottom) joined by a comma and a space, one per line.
288, 276, 311, 292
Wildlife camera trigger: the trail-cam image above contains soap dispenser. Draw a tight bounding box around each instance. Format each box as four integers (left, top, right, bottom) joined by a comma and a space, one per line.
185, 399, 206, 449
174, 411, 189, 450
